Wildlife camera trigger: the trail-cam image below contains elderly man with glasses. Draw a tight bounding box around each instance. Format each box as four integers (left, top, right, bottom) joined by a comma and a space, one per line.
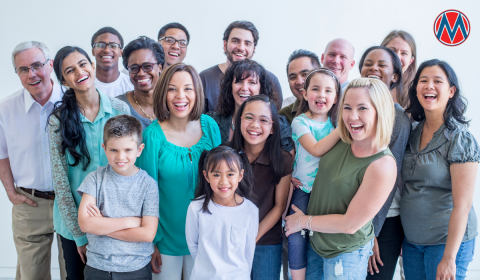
92, 26, 134, 97
0, 41, 65, 280
157, 22, 190, 68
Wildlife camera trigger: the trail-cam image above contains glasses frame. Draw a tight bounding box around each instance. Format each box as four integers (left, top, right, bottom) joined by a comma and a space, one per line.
159, 36, 188, 48
15, 59, 50, 76
241, 115, 274, 126
93, 42, 122, 50
127, 62, 158, 74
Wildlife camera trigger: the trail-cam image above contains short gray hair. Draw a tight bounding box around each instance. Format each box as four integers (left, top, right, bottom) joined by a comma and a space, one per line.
11, 41, 51, 69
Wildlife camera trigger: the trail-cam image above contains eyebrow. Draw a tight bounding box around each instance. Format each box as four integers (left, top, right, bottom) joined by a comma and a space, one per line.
231, 37, 253, 44
244, 112, 270, 118
419, 75, 444, 80
288, 69, 311, 78
365, 59, 388, 63
19, 61, 43, 68
168, 83, 193, 86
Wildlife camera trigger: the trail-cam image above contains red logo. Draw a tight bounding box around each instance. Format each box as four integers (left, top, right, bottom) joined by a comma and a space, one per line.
434, 10, 470, 46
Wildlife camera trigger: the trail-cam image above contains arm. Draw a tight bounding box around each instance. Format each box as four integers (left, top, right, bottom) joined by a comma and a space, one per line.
285, 155, 396, 236
436, 162, 478, 279
185, 203, 199, 260
49, 117, 87, 246
0, 158, 36, 206
78, 193, 142, 235
298, 128, 340, 157
256, 174, 291, 242
107, 216, 158, 242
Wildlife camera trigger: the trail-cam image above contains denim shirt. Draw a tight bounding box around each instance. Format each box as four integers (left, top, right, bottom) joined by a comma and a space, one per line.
400, 119, 479, 245
207, 111, 294, 152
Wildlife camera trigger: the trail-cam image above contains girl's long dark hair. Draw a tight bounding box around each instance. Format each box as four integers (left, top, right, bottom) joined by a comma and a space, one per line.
48, 46, 93, 170
230, 94, 284, 184
406, 59, 469, 129
194, 146, 253, 214
216, 60, 277, 116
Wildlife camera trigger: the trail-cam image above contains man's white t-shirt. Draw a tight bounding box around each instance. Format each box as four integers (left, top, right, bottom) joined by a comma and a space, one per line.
94, 72, 134, 98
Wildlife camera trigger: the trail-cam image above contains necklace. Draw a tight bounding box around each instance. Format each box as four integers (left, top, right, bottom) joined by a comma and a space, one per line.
133, 92, 154, 121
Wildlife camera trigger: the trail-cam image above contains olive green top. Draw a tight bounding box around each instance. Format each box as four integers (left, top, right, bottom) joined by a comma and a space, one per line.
307, 140, 394, 258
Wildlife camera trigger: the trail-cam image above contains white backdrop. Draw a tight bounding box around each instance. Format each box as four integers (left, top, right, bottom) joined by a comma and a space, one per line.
1, 0, 479, 278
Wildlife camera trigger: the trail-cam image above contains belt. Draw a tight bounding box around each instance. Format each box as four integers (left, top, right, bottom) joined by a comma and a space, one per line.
19, 187, 55, 200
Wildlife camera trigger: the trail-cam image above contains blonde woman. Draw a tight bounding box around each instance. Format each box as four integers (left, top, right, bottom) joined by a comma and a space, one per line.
285, 78, 397, 279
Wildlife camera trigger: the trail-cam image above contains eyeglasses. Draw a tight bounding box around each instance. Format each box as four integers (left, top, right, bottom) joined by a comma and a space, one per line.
127, 62, 158, 74
159, 36, 188, 48
241, 115, 274, 125
15, 59, 50, 76
93, 42, 122, 50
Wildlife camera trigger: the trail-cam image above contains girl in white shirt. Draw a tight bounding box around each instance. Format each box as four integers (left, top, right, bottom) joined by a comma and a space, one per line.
186, 146, 259, 280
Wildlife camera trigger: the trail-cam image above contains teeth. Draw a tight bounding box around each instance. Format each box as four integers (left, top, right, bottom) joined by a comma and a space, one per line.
235, 53, 245, 57
425, 94, 436, 97
137, 79, 150, 83
29, 80, 41, 85
248, 131, 261, 136
298, 89, 304, 92
240, 94, 250, 98
368, 75, 380, 79
351, 124, 363, 128
175, 103, 188, 107
77, 76, 88, 83
102, 56, 113, 59
169, 52, 179, 57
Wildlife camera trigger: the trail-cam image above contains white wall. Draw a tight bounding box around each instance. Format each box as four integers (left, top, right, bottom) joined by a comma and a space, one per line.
1, 0, 479, 278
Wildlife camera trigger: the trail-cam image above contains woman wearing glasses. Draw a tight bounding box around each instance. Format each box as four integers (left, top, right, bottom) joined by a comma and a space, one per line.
116, 36, 165, 130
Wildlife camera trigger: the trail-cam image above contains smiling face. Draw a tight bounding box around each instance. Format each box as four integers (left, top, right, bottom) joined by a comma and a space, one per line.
232, 73, 261, 109
14, 47, 54, 97
416, 65, 455, 115
288, 57, 317, 100
304, 73, 337, 117
92, 33, 123, 72
166, 71, 196, 120
102, 136, 144, 176
224, 28, 255, 63
360, 49, 398, 89
321, 39, 355, 84
204, 160, 244, 206
128, 49, 161, 94
160, 28, 188, 67
342, 87, 377, 143
385, 36, 414, 74
240, 101, 274, 148
61, 51, 95, 92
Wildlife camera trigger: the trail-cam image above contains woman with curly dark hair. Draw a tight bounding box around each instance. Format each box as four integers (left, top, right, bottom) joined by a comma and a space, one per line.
207, 60, 294, 153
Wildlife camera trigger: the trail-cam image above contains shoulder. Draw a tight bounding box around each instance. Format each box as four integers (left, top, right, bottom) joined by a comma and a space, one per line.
266, 70, 280, 82
394, 104, 410, 128
142, 122, 162, 140
243, 198, 259, 212
206, 111, 222, 123
115, 92, 128, 103
366, 151, 397, 177
279, 103, 294, 115
281, 149, 294, 167
445, 123, 480, 163
0, 88, 24, 112
199, 65, 220, 77
188, 199, 205, 212
279, 115, 290, 129
109, 96, 130, 114
201, 114, 220, 130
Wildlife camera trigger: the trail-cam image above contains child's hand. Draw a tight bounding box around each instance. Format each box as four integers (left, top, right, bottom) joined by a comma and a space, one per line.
86, 204, 103, 217
151, 246, 162, 273
291, 177, 302, 189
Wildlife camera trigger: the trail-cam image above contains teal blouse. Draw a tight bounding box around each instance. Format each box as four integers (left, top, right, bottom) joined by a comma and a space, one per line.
50, 92, 130, 246
136, 114, 221, 256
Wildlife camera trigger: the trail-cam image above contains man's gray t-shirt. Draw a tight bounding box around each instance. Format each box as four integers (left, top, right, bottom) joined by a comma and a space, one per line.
116, 93, 155, 131
200, 64, 283, 112
77, 164, 159, 272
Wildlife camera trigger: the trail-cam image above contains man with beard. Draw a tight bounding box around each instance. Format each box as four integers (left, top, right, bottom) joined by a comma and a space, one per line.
200, 20, 283, 112
321, 38, 355, 97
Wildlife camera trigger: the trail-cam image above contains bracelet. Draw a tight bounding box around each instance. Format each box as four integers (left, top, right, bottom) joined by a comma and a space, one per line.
296, 215, 304, 231
306, 216, 314, 231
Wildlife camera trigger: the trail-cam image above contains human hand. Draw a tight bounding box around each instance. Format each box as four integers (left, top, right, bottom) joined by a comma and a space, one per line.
285, 204, 305, 237
368, 237, 383, 275
8, 192, 37, 207
77, 244, 88, 264
151, 245, 162, 274
291, 178, 302, 189
86, 204, 102, 217
436, 257, 455, 280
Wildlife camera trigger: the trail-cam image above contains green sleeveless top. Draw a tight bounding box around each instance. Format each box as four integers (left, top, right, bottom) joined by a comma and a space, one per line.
307, 140, 394, 259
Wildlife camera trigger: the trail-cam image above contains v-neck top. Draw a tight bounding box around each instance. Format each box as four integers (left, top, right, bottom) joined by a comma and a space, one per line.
136, 114, 221, 255
401, 119, 479, 245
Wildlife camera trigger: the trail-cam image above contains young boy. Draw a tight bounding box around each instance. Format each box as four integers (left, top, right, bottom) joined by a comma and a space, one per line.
77, 114, 159, 279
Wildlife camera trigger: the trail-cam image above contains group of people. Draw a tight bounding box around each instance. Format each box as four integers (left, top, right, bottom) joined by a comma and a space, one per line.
0, 19, 477, 280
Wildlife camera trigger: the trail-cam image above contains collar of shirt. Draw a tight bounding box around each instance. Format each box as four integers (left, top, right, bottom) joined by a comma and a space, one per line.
410, 119, 464, 154
23, 80, 62, 113
291, 99, 300, 115
79, 90, 113, 124
248, 147, 270, 166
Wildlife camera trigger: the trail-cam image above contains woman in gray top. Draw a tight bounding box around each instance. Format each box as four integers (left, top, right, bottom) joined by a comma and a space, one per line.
116, 36, 164, 130
402, 60, 478, 280
359, 46, 411, 280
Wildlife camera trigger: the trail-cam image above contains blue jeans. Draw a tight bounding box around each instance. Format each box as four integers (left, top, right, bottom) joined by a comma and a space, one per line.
402, 238, 475, 280
251, 243, 282, 280
288, 188, 311, 270
306, 239, 373, 280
